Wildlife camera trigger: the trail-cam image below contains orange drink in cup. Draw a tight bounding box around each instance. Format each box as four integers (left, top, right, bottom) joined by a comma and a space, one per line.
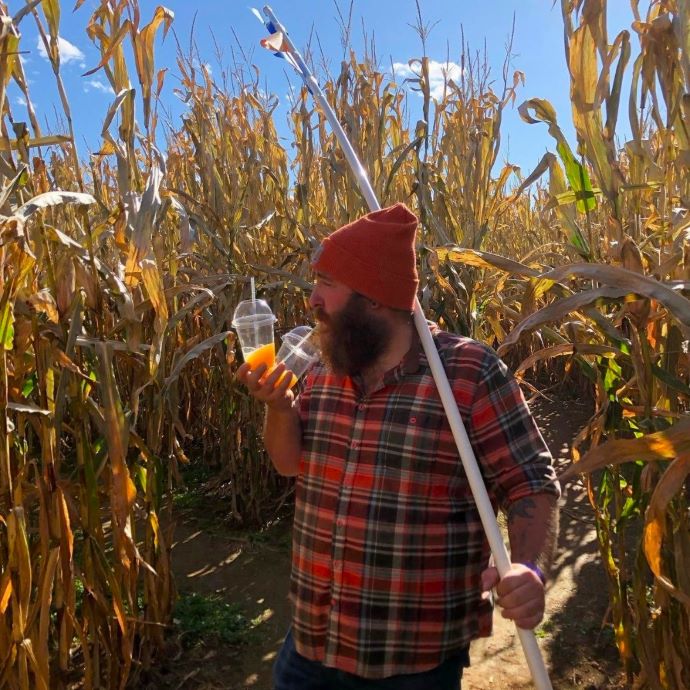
244, 342, 276, 371
231, 299, 277, 374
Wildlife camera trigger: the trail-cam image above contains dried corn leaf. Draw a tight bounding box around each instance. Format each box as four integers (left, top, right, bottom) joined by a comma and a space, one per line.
560, 415, 690, 482
94, 342, 136, 529
643, 453, 690, 606
435, 247, 540, 278
15, 191, 95, 220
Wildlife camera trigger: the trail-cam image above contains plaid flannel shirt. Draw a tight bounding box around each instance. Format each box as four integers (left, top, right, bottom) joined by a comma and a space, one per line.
292, 326, 560, 678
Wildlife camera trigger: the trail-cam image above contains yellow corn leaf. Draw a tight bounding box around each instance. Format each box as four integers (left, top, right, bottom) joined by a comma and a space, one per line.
426, 250, 458, 295
0, 571, 12, 614
6, 403, 51, 416
519, 97, 597, 216
568, 2, 624, 206
16, 191, 96, 220
167, 193, 192, 251
52, 350, 91, 384
643, 454, 690, 606
155, 66, 167, 99
129, 430, 155, 465
99, 88, 133, 155
132, 6, 174, 128
680, 2, 690, 97
27, 290, 59, 324
125, 164, 163, 285
37, 547, 59, 684
20, 638, 48, 690
148, 510, 160, 551
604, 30, 630, 140
434, 247, 540, 278
162, 330, 233, 392
40, 0, 60, 40
55, 254, 76, 317
0, 165, 28, 209
560, 416, 690, 482
55, 486, 74, 568
515, 343, 627, 378
105, 564, 128, 636
0, 291, 15, 351
498, 285, 628, 356
82, 19, 132, 77
7, 508, 31, 633
0, 134, 71, 152
536, 263, 690, 328
94, 342, 136, 529
140, 258, 168, 335
74, 260, 99, 311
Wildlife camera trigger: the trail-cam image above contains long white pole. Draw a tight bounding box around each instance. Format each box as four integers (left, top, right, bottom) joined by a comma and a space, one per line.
261, 8, 553, 689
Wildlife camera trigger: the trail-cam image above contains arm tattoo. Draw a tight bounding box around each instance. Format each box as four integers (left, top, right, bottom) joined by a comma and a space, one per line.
507, 497, 536, 524
506, 495, 559, 573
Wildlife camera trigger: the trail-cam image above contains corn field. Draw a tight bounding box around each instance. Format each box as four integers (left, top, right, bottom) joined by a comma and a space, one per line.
0, 0, 688, 687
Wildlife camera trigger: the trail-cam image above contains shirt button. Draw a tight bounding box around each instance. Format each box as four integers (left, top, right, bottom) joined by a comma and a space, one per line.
350, 441, 358, 450
358, 403, 366, 411
336, 518, 345, 529
330, 597, 337, 607
333, 560, 342, 572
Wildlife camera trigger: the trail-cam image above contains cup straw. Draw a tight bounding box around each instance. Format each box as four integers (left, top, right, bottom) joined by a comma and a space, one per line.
294, 328, 314, 353
283, 328, 317, 366
250, 277, 259, 347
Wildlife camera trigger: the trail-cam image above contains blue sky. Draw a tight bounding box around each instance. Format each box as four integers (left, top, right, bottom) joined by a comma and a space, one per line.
8, 0, 637, 179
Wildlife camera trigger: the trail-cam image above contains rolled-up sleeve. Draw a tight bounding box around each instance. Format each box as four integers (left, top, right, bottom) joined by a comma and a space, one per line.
468, 347, 560, 510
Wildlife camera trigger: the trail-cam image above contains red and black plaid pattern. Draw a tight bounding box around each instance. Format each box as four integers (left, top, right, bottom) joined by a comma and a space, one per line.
292, 328, 560, 679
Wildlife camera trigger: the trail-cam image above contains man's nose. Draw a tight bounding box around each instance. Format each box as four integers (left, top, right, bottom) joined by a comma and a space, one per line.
308, 286, 322, 310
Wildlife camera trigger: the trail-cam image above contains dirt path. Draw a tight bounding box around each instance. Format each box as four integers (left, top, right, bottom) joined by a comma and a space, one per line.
165, 396, 624, 689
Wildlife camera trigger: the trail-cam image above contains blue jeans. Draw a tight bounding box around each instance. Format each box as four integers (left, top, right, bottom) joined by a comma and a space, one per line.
273, 629, 469, 690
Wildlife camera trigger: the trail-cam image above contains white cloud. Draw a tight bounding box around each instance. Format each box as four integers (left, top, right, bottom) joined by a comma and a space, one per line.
84, 79, 115, 95
84, 79, 114, 94
15, 95, 27, 107
392, 60, 463, 101
36, 35, 85, 66
192, 58, 212, 75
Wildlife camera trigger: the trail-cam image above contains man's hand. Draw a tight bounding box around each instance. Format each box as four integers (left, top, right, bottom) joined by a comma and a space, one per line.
235, 361, 294, 412
481, 563, 545, 630
234, 360, 303, 476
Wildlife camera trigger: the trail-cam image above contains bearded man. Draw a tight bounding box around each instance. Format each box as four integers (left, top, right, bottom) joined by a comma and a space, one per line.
236, 203, 560, 690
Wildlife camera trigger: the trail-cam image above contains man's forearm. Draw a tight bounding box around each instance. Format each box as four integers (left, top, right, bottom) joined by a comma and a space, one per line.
263, 404, 302, 477
506, 494, 559, 575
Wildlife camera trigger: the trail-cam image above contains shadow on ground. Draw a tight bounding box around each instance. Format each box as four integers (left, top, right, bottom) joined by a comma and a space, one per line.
532, 397, 622, 689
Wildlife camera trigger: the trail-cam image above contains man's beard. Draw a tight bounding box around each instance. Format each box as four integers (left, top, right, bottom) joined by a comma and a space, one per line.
314, 293, 391, 377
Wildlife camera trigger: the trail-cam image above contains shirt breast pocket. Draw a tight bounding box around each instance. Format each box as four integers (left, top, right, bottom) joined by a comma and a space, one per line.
377, 405, 447, 474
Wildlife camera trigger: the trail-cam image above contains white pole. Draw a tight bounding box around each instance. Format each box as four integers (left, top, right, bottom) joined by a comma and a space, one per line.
261, 8, 553, 689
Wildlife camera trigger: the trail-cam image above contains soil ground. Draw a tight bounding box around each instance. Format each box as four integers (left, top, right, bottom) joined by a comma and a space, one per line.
144, 396, 627, 690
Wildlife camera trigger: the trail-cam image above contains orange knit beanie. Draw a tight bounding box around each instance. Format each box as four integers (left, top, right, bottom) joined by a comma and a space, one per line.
312, 203, 419, 311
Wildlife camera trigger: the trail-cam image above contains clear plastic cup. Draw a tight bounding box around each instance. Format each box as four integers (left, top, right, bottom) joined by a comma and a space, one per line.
276, 326, 320, 388
231, 299, 277, 371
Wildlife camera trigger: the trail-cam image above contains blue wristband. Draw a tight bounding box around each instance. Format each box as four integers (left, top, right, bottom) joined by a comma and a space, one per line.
522, 561, 546, 584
